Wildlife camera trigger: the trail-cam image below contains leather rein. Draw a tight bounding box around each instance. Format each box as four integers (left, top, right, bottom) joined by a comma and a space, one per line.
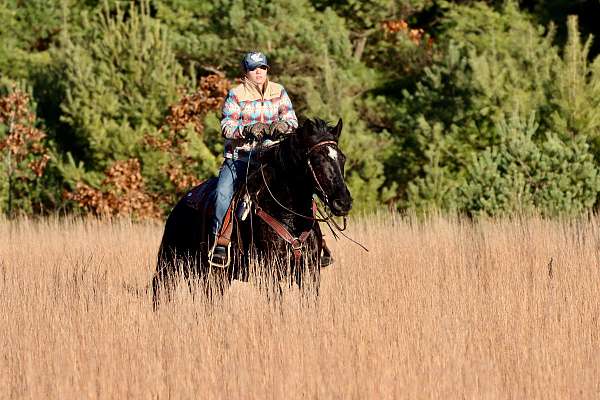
254, 139, 347, 262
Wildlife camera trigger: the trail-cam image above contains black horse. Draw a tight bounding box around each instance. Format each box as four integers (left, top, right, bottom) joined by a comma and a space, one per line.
151, 118, 352, 304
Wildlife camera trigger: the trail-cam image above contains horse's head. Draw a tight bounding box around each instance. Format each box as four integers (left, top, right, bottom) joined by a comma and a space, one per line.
293, 118, 353, 216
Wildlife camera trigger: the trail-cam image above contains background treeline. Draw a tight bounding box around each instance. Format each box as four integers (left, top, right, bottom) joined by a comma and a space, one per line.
1, 0, 600, 218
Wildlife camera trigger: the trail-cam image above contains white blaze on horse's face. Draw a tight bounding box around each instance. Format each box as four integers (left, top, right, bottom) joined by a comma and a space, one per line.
327, 146, 338, 161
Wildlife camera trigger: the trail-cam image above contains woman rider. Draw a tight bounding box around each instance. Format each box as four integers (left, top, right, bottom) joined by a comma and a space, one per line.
210, 51, 298, 263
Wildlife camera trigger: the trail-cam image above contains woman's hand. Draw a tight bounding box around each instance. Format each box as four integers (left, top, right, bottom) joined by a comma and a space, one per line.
268, 121, 289, 138
243, 122, 270, 140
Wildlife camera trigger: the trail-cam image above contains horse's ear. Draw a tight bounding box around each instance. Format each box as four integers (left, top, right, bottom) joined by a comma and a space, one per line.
333, 118, 343, 139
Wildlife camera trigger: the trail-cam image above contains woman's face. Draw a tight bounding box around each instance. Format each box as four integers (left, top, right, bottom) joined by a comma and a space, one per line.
246, 66, 268, 86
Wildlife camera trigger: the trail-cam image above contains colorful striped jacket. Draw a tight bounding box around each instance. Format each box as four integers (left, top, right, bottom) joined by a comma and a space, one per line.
221, 78, 298, 159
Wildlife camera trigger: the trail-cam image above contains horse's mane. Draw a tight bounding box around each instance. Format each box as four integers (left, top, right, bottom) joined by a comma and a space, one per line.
251, 117, 336, 169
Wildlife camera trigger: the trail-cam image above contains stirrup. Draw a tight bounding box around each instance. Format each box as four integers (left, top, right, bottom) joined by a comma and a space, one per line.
208, 242, 231, 269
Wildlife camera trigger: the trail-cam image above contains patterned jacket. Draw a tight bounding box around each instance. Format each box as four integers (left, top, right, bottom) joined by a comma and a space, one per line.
221, 78, 298, 159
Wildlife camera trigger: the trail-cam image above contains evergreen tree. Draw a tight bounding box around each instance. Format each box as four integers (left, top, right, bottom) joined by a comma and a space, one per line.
549, 16, 600, 143
388, 2, 600, 215
459, 113, 600, 216
0, 0, 64, 82
59, 1, 189, 184
154, 0, 389, 210
61, 2, 185, 166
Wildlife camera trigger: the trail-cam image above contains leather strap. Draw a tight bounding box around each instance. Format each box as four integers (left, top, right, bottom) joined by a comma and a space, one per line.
307, 140, 337, 156
216, 204, 234, 246
255, 205, 315, 263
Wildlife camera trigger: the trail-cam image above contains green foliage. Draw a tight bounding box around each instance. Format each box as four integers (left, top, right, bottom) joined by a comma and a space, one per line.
523, 0, 600, 61
0, 0, 63, 82
60, 2, 187, 171
381, 43, 486, 206
549, 16, 600, 142
441, 1, 558, 123
2, 0, 600, 218
385, 1, 600, 216
407, 113, 600, 217
459, 114, 600, 216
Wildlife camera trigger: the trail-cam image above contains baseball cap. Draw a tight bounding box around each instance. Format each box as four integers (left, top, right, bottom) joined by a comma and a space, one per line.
242, 52, 269, 71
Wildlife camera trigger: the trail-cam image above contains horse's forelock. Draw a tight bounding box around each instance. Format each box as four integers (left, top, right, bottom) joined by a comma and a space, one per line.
312, 118, 330, 134
303, 118, 336, 141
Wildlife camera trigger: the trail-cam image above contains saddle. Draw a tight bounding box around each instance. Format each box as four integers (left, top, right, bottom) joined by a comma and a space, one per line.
184, 179, 333, 268
184, 178, 242, 247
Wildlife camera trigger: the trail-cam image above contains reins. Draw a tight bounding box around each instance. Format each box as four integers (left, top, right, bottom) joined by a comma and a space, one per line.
317, 206, 369, 252
259, 165, 330, 222
257, 138, 369, 253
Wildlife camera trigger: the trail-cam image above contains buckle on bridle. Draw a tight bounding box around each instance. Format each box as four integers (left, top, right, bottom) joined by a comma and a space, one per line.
291, 238, 303, 251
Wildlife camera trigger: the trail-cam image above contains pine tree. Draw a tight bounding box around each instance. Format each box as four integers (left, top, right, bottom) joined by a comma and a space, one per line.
549, 16, 600, 142
153, 0, 389, 211
460, 113, 599, 216
389, 2, 600, 215
60, 1, 187, 172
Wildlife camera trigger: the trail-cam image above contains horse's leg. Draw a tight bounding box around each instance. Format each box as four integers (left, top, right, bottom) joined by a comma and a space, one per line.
252, 253, 283, 304
271, 257, 287, 306
201, 240, 233, 302
307, 260, 321, 297
153, 273, 180, 309
181, 253, 206, 303
293, 257, 303, 289
151, 272, 163, 310
203, 268, 230, 299
293, 242, 321, 298
152, 241, 181, 309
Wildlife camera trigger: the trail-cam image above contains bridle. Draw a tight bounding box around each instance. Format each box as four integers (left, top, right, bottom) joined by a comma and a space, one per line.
306, 140, 338, 206
307, 140, 338, 154
254, 138, 368, 258
259, 139, 344, 225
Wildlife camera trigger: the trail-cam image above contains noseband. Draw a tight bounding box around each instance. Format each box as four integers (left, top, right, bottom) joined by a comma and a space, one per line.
256, 137, 367, 257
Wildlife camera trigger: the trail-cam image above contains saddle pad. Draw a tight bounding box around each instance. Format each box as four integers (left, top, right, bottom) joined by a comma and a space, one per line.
184, 178, 217, 212
184, 178, 239, 243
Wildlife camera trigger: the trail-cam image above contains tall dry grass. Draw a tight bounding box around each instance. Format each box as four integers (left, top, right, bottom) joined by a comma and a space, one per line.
1, 213, 599, 399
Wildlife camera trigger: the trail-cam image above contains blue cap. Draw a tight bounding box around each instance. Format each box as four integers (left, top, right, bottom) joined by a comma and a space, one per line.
242, 52, 269, 71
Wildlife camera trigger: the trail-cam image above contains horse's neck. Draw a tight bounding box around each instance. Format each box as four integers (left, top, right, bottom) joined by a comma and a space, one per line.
258, 140, 314, 224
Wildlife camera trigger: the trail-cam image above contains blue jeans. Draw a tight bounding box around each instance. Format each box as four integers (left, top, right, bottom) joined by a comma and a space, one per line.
212, 158, 248, 236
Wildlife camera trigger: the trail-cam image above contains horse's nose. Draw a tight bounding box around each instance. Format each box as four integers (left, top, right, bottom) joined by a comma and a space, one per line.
332, 197, 352, 215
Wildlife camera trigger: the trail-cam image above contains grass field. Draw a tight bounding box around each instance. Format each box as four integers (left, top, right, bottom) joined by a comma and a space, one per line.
1, 214, 599, 399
